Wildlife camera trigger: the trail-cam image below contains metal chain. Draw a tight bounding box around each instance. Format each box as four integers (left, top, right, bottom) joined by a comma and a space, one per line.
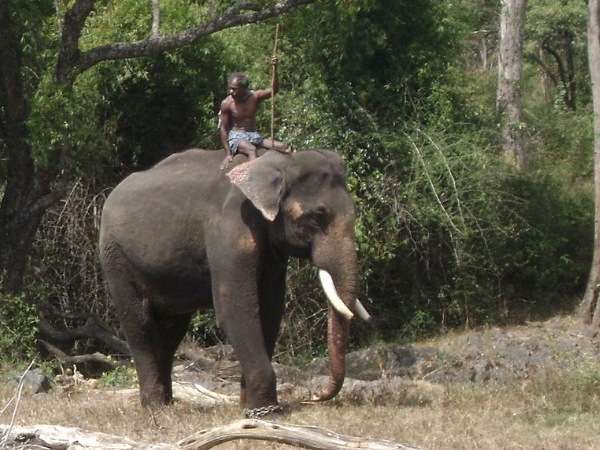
243, 404, 283, 419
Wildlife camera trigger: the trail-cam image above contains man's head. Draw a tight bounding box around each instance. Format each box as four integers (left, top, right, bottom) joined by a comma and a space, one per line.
228, 72, 249, 100
228, 72, 249, 88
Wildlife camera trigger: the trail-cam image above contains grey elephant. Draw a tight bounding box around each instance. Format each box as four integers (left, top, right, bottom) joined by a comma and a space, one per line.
99, 148, 370, 417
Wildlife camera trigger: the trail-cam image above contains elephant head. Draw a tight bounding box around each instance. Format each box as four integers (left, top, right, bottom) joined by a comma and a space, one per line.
227, 149, 370, 401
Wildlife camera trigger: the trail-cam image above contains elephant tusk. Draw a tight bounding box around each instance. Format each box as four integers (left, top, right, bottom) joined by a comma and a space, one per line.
354, 299, 371, 321
318, 270, 354, 320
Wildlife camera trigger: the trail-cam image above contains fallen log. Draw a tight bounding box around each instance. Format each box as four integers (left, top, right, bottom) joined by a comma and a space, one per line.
0, 424, 174, 450
177, 419, 423, 450
38, 340, 120, 369
0, 421, 424, 450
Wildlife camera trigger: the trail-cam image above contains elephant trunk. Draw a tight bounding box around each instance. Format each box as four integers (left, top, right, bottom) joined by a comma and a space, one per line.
312, 302, 351, 401
311, 218, 359, 401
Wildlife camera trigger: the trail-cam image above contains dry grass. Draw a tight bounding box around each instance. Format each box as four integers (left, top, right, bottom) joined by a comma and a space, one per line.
3, 318, 600, 449
2, 382, 599, 450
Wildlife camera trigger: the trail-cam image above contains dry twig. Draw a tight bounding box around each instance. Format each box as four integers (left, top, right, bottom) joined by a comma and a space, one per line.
0, 360, 36, 450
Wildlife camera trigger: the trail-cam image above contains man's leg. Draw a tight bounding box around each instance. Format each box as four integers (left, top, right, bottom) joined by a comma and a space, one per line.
236, 140, 259, 160
262, 138, 292, 153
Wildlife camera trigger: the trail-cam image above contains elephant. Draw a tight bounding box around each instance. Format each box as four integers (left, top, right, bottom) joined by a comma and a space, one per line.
99, 148, 370, 417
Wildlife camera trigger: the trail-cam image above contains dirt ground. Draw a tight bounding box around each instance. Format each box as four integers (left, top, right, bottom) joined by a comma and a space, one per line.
175, 313, 600, 397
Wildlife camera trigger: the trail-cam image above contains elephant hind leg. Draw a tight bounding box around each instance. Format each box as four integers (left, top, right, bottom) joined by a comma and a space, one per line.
109, 278, 192, 406
156, 312, 194, 401
132, 311, 193, 407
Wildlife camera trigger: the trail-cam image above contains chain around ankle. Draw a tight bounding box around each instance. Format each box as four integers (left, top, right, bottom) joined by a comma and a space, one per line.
243, 404, 283, 419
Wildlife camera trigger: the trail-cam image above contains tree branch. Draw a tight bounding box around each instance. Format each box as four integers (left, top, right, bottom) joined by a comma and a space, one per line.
151, 0, 160, 37
38, 340, 120, 368
55, 0, 95, 83
55, 0, 317, 84
37, 306, 130, 356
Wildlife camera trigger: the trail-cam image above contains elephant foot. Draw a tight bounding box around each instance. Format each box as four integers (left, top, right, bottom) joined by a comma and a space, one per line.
243, 404, 283, 419
140, 388, 173, 408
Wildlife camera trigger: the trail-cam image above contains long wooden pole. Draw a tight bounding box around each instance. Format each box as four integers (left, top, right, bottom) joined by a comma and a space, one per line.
270, 23, 280, 141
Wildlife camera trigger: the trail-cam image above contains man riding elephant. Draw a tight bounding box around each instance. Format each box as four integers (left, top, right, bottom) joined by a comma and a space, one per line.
219, 56, 290, 170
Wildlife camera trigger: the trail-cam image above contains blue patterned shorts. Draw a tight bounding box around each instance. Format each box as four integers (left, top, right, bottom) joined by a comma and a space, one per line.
228, 130, 264, 155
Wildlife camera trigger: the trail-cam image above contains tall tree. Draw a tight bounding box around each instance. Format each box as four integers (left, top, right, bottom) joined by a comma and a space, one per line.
497, 0, 527, 169
525, 0, 587, 111
580, 0, 600, 326
0, 0, 316, 294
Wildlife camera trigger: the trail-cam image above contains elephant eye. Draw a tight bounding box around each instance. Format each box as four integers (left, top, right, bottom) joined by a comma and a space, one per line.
303, 206, 328, 232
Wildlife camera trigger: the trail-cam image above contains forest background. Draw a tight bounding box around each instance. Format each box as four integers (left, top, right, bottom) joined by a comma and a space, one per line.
0, 0, 594, 368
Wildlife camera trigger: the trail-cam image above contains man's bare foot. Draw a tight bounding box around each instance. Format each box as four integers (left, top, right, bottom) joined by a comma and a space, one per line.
272, 145, 294, 154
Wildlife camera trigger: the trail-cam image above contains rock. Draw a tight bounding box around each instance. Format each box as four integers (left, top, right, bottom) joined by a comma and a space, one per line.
10, 368, 52, 394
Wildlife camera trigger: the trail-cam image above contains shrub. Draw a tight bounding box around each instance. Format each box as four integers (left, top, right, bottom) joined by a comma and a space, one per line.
0, 289, 39, 362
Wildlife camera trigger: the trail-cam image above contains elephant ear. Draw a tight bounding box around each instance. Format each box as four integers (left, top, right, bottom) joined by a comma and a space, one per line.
227, 153, 288, 221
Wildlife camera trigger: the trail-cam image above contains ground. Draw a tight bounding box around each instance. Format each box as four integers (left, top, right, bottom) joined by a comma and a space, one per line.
2, 314, 600, 450
175, 314, 600, 401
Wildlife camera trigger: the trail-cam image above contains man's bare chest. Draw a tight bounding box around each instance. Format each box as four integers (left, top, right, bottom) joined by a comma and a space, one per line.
231, 95, 258, 118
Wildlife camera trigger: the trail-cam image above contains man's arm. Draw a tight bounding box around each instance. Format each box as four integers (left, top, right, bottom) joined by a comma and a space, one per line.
255, 56, 280, 101
220, 100, 232, 154
219, 100, 234, 170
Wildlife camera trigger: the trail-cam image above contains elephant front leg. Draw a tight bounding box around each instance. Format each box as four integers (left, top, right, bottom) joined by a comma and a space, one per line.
221, 314, 279, 411
208, 231, 282, 415
238, 260, 287, 416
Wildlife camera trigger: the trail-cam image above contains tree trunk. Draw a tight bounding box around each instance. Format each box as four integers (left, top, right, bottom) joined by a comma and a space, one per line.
497, 0, 527, 170
0, 0, 63, 293
580, 0, 600, 326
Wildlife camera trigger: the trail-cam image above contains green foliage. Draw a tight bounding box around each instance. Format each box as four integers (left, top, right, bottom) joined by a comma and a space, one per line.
188, 311, 224, 346
302, 114, 591, 342
278, 0, 462, 126
523, 0, 588, 110
0, 288, 39, 362
101, 41, 229, 169
528, 108, 594, 178
277, 261, 330, 362
27, 75, 118, 175
100, 363, 138, 388
497, 168, 593, 309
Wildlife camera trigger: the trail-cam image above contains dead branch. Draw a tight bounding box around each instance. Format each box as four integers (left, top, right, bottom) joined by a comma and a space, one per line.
177, 419, 423, 450
38, 305, 130, 356
0, 425, 175, 450
0, 421, 422, 450
38, 340, 120, 369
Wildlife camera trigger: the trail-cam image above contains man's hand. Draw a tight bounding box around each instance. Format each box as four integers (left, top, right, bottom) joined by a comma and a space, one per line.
270, 56, 278, 67
220, 154, 234, 170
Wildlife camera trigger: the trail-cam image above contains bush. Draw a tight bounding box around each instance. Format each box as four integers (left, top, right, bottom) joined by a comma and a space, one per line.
0, 289, 39, 362
340, 121, 592, 341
